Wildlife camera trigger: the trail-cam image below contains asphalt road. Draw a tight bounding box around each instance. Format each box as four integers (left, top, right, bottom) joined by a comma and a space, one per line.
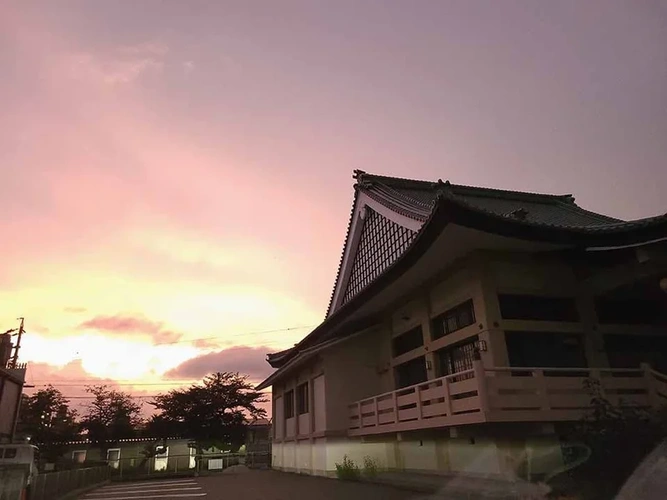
80, 470, 419, 500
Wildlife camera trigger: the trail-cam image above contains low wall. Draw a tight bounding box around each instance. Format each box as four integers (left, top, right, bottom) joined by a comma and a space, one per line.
272, 434, 564, 480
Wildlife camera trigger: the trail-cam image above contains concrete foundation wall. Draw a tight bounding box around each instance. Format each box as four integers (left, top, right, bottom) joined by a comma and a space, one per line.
272, 433, 565, 481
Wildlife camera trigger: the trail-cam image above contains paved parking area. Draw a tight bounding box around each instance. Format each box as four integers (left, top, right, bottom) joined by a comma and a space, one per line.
81, 478, 206, 499
81, 470, 416, 500
196, 470, 415, 499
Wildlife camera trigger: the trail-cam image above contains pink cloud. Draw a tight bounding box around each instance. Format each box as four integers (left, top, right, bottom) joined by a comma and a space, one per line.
78, 315, 182, 343
165, 346, 274, 383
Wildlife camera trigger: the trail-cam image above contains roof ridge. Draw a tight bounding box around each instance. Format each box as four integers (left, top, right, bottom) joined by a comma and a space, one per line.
356, 171, 575, 203
553, 198, 624, 224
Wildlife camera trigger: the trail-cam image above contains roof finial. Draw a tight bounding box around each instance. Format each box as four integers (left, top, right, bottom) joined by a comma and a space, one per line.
353, 169, 366, 180
509, 208, 529, 221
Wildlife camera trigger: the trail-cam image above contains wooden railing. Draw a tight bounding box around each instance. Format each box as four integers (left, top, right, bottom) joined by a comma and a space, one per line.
348, 363, 487, 436
484, 365, 660, 422
348, 362, 667, 435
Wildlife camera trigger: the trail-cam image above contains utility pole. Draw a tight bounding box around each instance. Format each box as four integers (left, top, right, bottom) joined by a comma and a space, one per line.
10, 317, 24, 369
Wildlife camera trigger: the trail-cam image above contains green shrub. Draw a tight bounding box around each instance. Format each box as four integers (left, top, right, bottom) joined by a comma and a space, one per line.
362, 456, 379, 478
335, 455, 360, 480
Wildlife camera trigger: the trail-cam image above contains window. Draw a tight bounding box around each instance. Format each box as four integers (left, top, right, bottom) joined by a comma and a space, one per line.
505, 331, 587, 368
431, 300, 476, 340
395, 356, 427, 389
498, 294, 579, 322
106, 449, 121, 469
436, 338, 478, 377
595, 298, 665, 325
189, 447, 196, 469
72, 450, 86, 464
154, 446, 169, 472
284, 390, 295, 419
2, 448, 17, 459
296, 382, 309, 415
605, 334, 667, 373
392, 326, 424, 357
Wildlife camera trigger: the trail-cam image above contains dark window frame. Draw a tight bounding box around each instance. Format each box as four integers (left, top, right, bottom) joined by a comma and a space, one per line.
498, 294, 579, 322
395, 355, 428, 389
431, 299, 476, 340
435, 338, 479, 378
392, 325, 424, 357
595, 298, 666, 326
296, 382, 309, 415
284, 389, 295, 419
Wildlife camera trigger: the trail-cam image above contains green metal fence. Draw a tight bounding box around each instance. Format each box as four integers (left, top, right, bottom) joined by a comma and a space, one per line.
30, 466, 110, 500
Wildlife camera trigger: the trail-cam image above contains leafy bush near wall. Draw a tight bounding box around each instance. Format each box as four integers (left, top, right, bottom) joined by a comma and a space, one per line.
362, 456, 379, 478
335, 455, 360, 480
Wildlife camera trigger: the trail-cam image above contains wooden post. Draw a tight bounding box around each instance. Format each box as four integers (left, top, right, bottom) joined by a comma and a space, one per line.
534, 370, 550, 410
293, 383, 299, 437
309, 377, 315, 434
590, 369, 605, 398
373, 397, 379, 427
392, 391, 398, 423
442, 378, 452, 417
641, 363, 658, 408
415, 386, 423, 420
473, 359, 489, 415
357, 401, 362, 427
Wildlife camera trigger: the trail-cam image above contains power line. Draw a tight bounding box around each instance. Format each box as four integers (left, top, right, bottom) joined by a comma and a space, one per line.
21, 322, 309, 389
149, 324, 315, 346
28, 381, 199, 387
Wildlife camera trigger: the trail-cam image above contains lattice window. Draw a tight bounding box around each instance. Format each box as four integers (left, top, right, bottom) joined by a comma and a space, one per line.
342, 207, 416, 304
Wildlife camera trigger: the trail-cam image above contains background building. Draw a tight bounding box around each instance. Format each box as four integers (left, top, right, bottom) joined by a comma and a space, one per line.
0, 323, 27, 444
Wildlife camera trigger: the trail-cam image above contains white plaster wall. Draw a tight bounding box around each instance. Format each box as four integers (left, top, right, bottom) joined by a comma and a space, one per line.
524, 437, 565, 476
398, 440, 438, 471
325, 439, 393, 472
272, 434, 565, 481
272, 443, 283, 468
312, 438, 327, 475
449, 438, 501, 476
282, 442, 296, 470
296, 441, 312, 473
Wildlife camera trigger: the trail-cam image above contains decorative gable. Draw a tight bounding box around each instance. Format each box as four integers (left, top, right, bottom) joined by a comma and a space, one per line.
342, 207, 417, 305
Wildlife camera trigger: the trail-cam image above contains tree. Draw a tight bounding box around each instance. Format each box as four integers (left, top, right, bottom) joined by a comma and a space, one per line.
18, 386, 79, 461
555, 378, 667, 500
150, 372, 267, 453
80, 385, 143, 455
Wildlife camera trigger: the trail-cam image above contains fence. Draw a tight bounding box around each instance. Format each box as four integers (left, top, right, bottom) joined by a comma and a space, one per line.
0, 464, 29, 500
30, 466, 110, 500
107, 452, 271, 481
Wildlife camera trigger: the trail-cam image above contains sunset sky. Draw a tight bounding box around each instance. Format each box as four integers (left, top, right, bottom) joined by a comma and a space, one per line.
1, 1, 665, 412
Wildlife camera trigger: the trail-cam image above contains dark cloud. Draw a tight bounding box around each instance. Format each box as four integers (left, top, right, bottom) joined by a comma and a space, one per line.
165, 346, 273, 382
78, 314, 182, 343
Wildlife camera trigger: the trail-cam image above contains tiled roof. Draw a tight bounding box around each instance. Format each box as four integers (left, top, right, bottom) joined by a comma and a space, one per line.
359, 171, 622, 228
265, 171, 666, 374
321, 171, 658, 320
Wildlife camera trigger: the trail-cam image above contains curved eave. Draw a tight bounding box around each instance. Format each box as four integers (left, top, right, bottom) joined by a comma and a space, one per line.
324, 186, 362, 317
259, 196, 667, 380
437, 195, 667, 247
